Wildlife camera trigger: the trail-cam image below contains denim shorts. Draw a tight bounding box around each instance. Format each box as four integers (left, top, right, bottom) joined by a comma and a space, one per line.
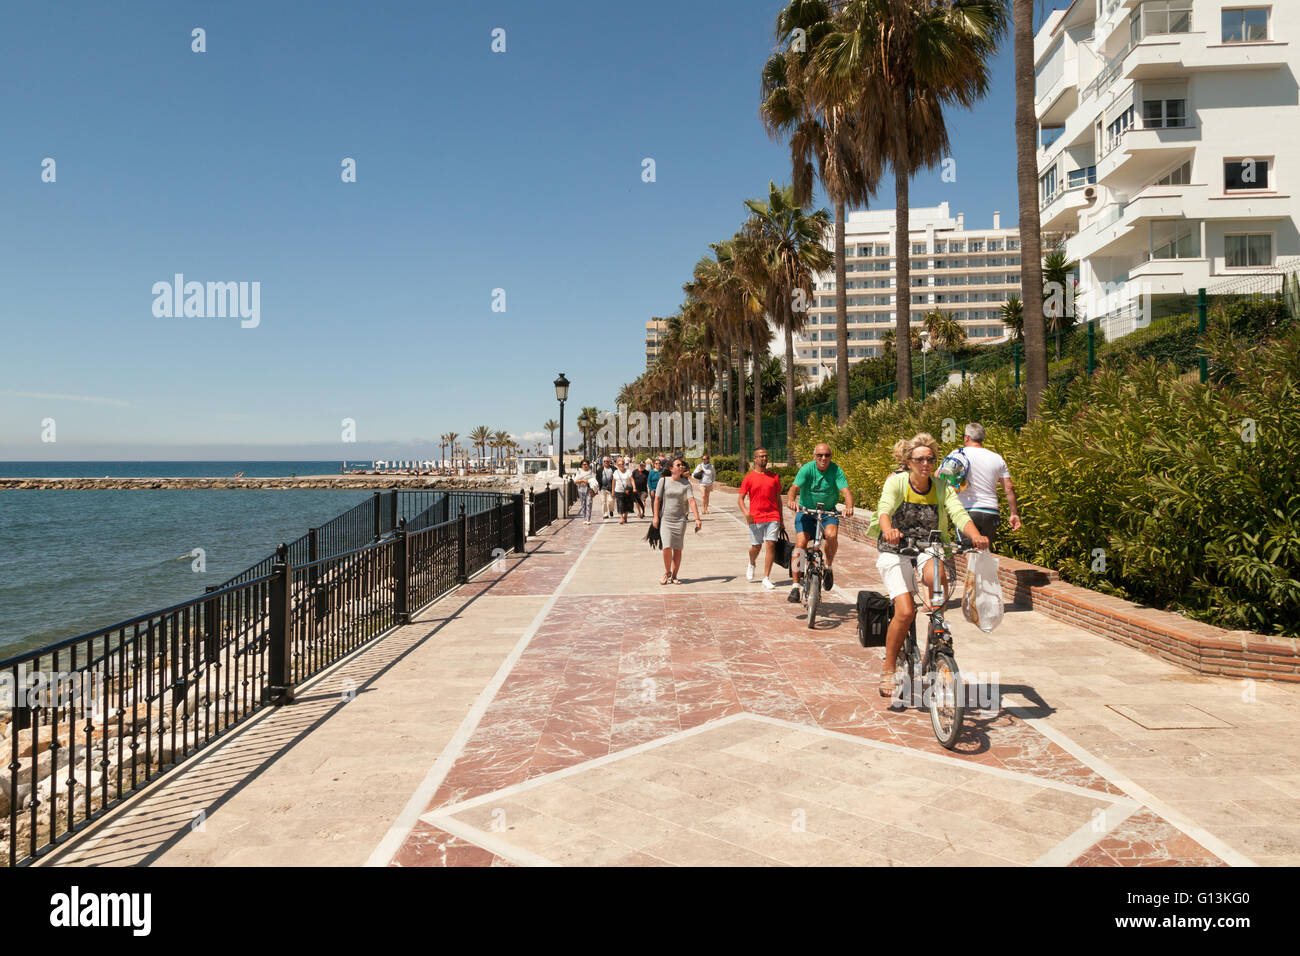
795, 512, 838, 538
748, 521, 779, 546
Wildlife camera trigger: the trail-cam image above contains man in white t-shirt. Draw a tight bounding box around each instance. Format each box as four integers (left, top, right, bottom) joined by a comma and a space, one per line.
950, 423, 1022, 552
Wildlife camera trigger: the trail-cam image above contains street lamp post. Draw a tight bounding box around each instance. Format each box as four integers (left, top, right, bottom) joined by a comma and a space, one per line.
554, 373, 570, 477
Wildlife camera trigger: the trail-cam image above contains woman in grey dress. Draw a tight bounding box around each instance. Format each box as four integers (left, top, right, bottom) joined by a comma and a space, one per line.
653, 457, 702, 584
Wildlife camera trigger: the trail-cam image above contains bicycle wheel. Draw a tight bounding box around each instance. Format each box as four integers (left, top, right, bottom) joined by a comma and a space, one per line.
928, 649, 965, 749
805, 572, 821, 629
893, 636, 915, 708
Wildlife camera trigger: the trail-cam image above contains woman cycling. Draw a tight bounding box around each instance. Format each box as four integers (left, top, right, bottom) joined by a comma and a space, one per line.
873, 433, 988, 698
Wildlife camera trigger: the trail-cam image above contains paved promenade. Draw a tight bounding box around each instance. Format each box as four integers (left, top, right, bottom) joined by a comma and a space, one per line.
43, 494, 1300, 867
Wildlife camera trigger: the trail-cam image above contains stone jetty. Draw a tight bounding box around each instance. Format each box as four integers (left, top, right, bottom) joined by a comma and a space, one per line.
0, 475, 536, 491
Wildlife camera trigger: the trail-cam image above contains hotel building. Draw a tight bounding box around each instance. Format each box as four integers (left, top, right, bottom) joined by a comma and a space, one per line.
1035, 0, 1299, 339
793, 203, 1021, 387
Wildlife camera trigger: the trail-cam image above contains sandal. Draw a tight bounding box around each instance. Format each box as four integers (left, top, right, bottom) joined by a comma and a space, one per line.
671, 576, 683, 585
660, 573, 671, 586
878, 671, 897, 698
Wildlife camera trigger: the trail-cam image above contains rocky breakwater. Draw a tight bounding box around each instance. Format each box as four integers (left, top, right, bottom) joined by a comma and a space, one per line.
0, 476, 529, 491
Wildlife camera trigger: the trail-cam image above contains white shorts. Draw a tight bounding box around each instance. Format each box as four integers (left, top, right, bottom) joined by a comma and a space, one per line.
875, 551, 915, 601
748, 521, 779, 545
877, 551, 944, 601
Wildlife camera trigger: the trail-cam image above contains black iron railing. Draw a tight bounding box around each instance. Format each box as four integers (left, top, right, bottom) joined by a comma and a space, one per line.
1, 487, 540, 867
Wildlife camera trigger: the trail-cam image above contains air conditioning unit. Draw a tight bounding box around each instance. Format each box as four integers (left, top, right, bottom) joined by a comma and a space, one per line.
1083, 185, 1099, 203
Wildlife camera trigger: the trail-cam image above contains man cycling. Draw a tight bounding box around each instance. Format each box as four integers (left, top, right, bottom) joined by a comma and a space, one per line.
786, 443, 854, 604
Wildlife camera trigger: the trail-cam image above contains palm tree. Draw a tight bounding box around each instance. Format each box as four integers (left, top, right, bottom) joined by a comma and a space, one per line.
923, 308, 967, 355
544, 418, 559, 452
816, 0, 1008, 402
1000, 294, 1025, 344
762, 0, 883, 426
577, 406, 600, 460
1042, 248, 1079, 360
469, 425, 490, 469
744, 181, 833, 460
493, 430, 511, 469
439, 432, 450, 468
445, 431, 459, 470
730, 222, 777, 458
1014, 0, 1047, 415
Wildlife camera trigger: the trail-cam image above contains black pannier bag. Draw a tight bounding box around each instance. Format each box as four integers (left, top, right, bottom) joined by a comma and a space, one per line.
856, 590, 892, 647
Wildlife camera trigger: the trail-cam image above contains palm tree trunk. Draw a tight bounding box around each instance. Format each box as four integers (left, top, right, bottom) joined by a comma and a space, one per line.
1016, 0, 1047, 418
752, 330, 763, 454
784, 311, 796, 466
737, 342, 747, 469
834, 199, 850, 424
715, 339, 725, 455
895, 162, 913, 401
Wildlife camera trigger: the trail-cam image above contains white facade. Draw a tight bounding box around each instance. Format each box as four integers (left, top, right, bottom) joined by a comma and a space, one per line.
795, 202, 1021, 386
1036, 0, 1299, 339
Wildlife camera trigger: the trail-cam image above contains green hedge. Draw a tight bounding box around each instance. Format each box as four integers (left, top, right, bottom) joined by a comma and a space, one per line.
790, 316, 1300, 636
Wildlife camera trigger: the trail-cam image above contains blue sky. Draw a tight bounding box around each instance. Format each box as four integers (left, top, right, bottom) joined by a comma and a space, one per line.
1, 0, 1070, 460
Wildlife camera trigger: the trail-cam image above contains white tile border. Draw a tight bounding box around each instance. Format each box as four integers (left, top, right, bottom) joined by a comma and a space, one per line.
363, 521, 602, 867
1006, 706, 1256, 867
421, 712, 1153, 867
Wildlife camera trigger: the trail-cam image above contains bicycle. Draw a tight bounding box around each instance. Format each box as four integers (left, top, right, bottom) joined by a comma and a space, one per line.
893, 529, 977, 750
793, 505, 841, 629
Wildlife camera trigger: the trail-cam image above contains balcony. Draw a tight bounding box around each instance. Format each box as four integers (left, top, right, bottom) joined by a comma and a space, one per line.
1098, 122, 1196, 182
1124, 32, 1288, 81
1040, 182, 1095, 232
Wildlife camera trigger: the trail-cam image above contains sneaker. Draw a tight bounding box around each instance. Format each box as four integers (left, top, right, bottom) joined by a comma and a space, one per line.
787, 586, 801, 604
762, 577, 776, 590
746, 564, 755, 581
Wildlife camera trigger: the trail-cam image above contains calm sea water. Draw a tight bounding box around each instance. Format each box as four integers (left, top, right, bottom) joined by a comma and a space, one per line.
0, 460, 351, 478
0, 479, 373, 659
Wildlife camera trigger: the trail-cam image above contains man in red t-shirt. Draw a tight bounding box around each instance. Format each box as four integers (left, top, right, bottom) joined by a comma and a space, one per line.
737, 448, 784, 589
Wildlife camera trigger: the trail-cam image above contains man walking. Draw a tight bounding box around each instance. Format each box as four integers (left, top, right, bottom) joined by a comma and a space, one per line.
737, 449, 783, 590
598, 456, 616, 519
633, 459, 649, 518
786, 443, 854, 603
950, 423, 1021, 551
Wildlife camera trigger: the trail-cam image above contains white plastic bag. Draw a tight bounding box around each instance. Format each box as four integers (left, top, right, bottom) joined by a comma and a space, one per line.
961, 551, 1004, 634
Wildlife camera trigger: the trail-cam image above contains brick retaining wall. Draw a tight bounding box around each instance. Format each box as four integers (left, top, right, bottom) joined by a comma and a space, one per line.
719, 483, 1299, 683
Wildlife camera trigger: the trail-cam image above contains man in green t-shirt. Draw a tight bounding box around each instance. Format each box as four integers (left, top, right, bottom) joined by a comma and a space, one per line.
785, 443, 855, 603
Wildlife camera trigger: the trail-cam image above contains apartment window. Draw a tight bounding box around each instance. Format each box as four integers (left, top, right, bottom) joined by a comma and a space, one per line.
1142, 98, 1186, 128
912, 242, 927, 254
1154, 160, 1192, 186
1222, 8, 1269, 43
1137, 0, 1192, 36
1068, 166, 1099, 188
1226, 234, 1273, 268
968, 240, 985, 253
988, 240, 1003, 252
1150, 219, 1201, 259
875, 244, 890, 256
1008, 239, 1020, 250
1225, 158, 1271, 190
934, 241, 947, 254
1106, 106, 1135, 152
950, 241, 965, 253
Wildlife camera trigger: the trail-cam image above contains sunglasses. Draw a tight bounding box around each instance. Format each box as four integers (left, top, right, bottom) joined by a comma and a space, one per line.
814, 453, 831, 458
911, 456, 936, 464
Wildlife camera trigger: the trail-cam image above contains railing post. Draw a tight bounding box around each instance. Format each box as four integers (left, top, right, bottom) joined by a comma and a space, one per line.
513, 492, 526, 551
307, 527, 319, 590
526, 489, 535, 537
203, 584, 220, 664
389, 488, 400, 532
372, 491, 382, 541
394, 519, 411, 625
263, 543, 295, 706
456, 506, 468, 584
1087, 319, 1096, 375
1197, 287, 1208, 383
497, 496, 508, 552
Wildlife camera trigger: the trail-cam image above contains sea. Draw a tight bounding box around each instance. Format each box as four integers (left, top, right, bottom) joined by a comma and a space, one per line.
0, 462, 372, 659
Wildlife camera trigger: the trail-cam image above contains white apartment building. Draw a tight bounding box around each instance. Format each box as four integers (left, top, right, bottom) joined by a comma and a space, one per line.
1036, 0, 1298, 339
794, 202, 1021, 386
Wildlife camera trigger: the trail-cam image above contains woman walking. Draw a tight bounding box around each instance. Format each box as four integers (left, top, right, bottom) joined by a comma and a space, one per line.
613, 459, 635, 524
573, 459, 595, 525
653, 457, 702, 584
692, 453, 716, 515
